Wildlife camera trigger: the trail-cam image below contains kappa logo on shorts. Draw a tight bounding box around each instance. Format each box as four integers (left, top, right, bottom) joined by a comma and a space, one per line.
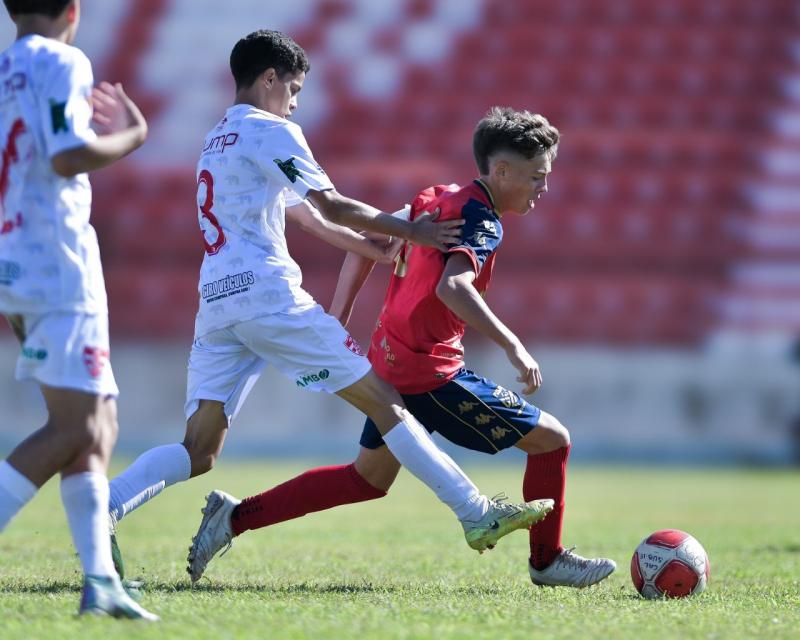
343, 335, 364, 357
82, 346, 109, 378
296, 369, 330, 388
474, 413, 493, 426
457, 401, 478, 415
490, 426, 512, 441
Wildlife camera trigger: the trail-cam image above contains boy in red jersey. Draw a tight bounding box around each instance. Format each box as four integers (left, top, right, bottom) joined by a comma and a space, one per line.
189, 107, 615, 588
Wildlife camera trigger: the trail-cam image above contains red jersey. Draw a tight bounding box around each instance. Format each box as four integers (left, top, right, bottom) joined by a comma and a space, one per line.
369, 180, 503, 394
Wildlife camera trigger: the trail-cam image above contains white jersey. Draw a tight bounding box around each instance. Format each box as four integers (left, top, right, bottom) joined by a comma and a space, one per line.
0, 35, 105, 315
194, 104, 334, 337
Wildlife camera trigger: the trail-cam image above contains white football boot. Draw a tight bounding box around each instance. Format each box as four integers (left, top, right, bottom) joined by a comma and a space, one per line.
186, 490, 241, 583
529, 547, 616, 588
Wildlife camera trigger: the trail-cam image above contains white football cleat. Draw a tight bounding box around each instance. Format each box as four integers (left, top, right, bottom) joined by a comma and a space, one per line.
186, 490, 240, 583
529, 547, 616, 588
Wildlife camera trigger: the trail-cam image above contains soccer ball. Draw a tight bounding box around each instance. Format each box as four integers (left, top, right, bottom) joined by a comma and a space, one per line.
630, 529, 710, 599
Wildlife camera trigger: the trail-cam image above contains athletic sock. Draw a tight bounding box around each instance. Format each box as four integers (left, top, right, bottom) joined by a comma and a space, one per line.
60, 472, 116, 578
0, 461, 38, 533
524, 444, 570, 570
381, 415, 489, 522
108, 443, 191, 524
231, 463, 385, 536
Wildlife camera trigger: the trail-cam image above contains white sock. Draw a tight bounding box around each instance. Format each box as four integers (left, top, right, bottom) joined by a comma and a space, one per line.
382, 415, 489, 522
0, 461, 38, 532
60, 472, 116, 578
109, 443, 191, 523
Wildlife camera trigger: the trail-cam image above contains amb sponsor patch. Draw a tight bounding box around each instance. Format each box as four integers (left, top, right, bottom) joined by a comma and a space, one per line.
296, 369, 330, 388
21, 346, 47, 361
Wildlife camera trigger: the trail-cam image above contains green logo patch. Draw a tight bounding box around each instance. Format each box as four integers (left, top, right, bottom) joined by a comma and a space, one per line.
296, 369, 330, 388
49, 100, 67, 134
273, 157, 300, 183
21, 347, 47, 361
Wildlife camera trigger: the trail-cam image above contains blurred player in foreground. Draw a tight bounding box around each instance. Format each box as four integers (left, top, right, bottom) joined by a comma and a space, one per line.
106, 30, 554, 580
0, 0, 157, 619
190, 107, 616, 589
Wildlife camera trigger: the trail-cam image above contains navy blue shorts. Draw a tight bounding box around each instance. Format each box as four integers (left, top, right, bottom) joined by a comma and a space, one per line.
360, 369, 541, 455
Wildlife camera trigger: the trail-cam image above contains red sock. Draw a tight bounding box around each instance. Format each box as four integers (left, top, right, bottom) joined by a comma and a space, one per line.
523, 444, 570, 570
230, 463, 386, 536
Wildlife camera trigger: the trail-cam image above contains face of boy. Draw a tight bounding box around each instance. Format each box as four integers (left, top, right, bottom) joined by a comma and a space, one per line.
262, 69, 305, 119
493, 151, 552, 215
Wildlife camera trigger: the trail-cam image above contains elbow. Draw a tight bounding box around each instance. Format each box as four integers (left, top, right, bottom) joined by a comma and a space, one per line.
310, 189, 346, 225
435, 276, 458, 304
51, 156, 80, 178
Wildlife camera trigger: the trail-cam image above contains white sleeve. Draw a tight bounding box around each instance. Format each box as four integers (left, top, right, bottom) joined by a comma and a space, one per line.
283, 188, 305, 207
39, 48, 97, 158
260, 122, 334, 198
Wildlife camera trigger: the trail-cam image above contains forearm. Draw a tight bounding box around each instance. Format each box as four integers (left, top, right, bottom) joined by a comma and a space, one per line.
309, 191, 417, 241
438, 280, 520, 351
329, 251, 377, 326
52, 127, 146, 177
289, 202, 396, 264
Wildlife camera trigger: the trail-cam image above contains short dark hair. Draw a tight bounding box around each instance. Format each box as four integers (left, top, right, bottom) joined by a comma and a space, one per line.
230, 30, 310, 91
3, 0, 71, 18
473, 107, 560, 174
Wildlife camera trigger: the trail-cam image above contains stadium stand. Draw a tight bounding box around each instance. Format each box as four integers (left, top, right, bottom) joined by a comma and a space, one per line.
69, 0, 800, 343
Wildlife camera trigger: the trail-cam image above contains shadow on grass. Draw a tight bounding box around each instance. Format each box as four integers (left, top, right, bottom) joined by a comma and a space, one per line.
1, 579, 519, 597
756, 543, 800, 554
0, 580, 397, 596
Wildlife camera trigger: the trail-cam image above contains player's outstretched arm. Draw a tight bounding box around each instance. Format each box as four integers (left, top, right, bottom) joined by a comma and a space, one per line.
286, 201, 402, 265
436, 253, 543, 394
328, 251, 378, 326
307, 189, 463, 252
51, 82, 147, 177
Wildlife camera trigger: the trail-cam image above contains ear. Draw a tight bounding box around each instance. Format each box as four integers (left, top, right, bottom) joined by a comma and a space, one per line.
261, 68, 277, 89
66, 1, 78, 23
492, 159, 509, 180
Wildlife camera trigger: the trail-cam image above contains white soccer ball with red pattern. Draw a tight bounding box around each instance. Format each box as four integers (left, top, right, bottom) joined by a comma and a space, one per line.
630, 529, 710, 599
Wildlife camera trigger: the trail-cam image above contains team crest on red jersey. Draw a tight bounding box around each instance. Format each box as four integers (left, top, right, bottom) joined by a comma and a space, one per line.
344, 335, 364, 356
82, 346, 109, 378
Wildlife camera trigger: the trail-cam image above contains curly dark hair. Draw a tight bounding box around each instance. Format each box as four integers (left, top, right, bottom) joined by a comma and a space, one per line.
230, 30, 310, 91
473, 107, 560, 174
4, 0, 71, 17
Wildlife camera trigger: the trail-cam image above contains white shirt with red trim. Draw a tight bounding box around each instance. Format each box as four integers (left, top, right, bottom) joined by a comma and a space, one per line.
194, 105, 334, 337
0, 35, 103, 315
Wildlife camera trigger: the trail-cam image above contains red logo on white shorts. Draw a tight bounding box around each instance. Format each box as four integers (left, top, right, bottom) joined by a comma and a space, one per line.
344, 335, 364, 356
82, 346, 109, 378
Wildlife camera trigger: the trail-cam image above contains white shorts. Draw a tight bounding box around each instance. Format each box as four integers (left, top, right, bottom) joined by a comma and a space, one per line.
7, 312, 119, 397
185, 304, 371, 422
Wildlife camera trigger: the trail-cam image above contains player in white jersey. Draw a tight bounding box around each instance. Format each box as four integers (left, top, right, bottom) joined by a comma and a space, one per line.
0, 0, 156, 620
106, 30, 552, 581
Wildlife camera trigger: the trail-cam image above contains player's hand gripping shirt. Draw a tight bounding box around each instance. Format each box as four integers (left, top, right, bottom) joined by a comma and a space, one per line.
369, 180, 502, 394
194, 105, 334, 337
0, 35, 104, 314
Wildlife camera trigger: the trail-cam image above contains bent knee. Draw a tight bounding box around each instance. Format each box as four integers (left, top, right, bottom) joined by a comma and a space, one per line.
517, 411, 570, 454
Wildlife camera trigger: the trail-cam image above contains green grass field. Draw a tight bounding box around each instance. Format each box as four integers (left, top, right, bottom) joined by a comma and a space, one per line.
0, 462, 798, 639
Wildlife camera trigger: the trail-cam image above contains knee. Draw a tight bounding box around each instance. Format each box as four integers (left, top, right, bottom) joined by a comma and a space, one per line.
518, 411, 571, 454
551, 421, 571, 449
47, 410, 114, 458
181, 437, 217, 477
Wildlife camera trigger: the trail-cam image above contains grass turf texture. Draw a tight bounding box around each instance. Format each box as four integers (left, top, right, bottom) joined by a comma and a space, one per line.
0, 462, 798, 639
